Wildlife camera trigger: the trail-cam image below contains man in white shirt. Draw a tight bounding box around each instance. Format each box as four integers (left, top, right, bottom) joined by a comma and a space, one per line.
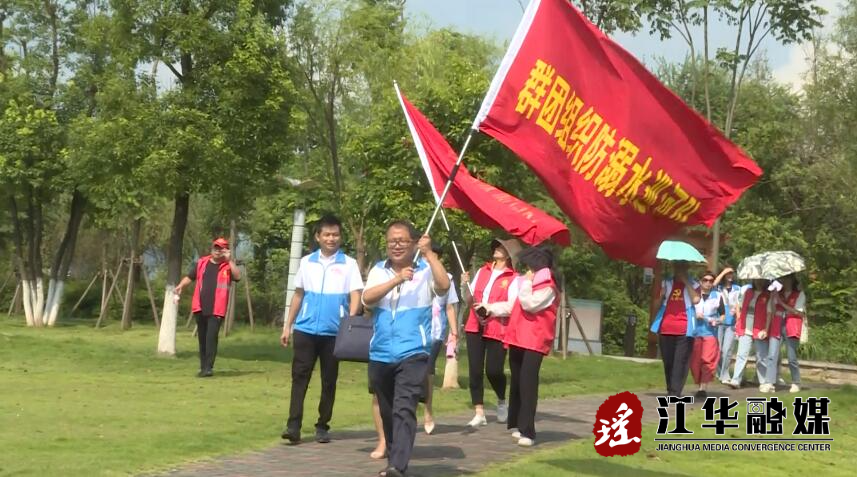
280, 215, 364, 444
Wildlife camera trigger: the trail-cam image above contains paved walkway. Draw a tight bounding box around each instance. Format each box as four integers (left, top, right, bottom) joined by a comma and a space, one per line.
149, 385, 782, 477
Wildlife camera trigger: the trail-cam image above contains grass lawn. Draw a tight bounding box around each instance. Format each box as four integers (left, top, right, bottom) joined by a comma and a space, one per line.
0, 317, 666, 476
477, 386, 857, 477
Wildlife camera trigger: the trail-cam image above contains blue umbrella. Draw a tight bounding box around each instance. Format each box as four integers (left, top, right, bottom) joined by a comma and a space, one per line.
656, 240, 707, 263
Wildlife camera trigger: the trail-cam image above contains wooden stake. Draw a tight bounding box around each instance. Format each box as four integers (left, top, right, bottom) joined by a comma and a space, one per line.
96, 259, 125, 328
140, 263, 160, 327
224, 220, 237, 335
560, 280, 569, 360
70, 272, 100, 316
0, 271, 13, 296
185, 307, 194, 328
107, 266, 126, 309
568, 305, 594, 356
7, 283, 20, 316
122, 219, 142, 330
243, 266, 255, 331
99, 245, 108, 321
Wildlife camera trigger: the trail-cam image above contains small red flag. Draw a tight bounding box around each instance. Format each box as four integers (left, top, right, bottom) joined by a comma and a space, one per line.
396, 87, 570, 246
473, 0, 762, 265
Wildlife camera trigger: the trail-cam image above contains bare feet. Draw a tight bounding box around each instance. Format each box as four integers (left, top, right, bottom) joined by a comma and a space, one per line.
370, 445, 386, 459
424, 417, 435, 435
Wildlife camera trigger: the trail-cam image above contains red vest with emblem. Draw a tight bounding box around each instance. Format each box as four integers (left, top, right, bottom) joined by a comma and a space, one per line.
465, 263, 517, 341
191, 256, 232, 318
779, 290, 804, 339
735, 289, 770, 339
503, 271, 558, 355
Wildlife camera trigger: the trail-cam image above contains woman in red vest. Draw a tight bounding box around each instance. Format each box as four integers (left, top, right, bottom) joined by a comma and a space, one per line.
503, 246, 558, 447
175, 238, 241, 377
728, 279, 774, 391
461, 238, 521, 427
772, 274, 807, 393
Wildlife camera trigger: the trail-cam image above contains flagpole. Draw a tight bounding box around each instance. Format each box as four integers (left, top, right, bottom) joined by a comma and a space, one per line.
422, 130, 474, 237
393, 81, 476, 267
439, 207, 475, 296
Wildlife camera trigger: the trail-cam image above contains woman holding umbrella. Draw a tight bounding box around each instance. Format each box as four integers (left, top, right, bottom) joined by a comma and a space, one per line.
771, 273, 807, 393
731, 251, 805, 392
650, 241, 703, 398
729, 279, 774, 391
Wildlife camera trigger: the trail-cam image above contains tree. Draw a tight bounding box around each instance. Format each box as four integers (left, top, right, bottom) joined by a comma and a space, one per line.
112, 0, 293, 353
640, 0, 824, 269
0, 0, 87, 327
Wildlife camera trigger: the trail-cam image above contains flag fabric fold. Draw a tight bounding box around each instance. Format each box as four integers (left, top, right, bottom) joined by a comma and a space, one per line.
472, 0, 762, 265
396, 87, 571, 247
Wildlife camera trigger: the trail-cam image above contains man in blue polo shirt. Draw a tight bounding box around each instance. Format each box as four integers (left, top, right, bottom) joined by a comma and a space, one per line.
280, 215, 363, 444
363, 220, 450, 477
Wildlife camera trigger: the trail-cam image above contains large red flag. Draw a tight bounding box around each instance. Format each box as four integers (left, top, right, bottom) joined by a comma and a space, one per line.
473, 0, 762, 265
396, 87, 570, 246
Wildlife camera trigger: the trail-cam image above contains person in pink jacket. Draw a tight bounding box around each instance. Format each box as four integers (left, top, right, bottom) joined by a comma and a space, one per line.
503, 247, 558, 447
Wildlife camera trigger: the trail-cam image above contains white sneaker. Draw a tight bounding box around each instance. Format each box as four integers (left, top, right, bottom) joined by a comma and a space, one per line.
497, 400, 509, 424
467, 414, 487, 427
517, 437, 535, 447
777, 377, 787, 386
511, 429, 521, 439
759, 384, 774, 393
721, 378, 732, 385
790, 384, 801, 393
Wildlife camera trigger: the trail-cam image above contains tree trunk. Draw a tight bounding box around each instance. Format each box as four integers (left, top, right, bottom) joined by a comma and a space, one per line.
158, 192, 190, 356
8, 196, 34, 326
45, 190, 87, 326
122, 219, 142, 330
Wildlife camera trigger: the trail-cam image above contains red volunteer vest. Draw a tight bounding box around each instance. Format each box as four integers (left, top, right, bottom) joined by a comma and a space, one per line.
465, 263, 517, 341
503, 272, 558, 355
779, 290, 804, 339
191, 256, 232, 318
735, 289, 770, 339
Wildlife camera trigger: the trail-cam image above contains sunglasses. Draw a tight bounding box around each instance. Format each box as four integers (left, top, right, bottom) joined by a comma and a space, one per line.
701, 277, 714, 283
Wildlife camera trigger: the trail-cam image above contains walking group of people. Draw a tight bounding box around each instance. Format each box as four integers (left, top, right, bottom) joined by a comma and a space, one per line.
260, 215, 559, 477
174, 217, 808, 477
651, 261, 808, 400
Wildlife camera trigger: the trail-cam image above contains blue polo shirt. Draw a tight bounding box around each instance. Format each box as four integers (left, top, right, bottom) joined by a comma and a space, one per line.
363, 258, 445, 363
293, 249, 364, 337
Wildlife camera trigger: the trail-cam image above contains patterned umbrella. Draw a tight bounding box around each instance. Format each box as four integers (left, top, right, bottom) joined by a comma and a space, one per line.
737, 251, 805, 280
656, 240, 707, 263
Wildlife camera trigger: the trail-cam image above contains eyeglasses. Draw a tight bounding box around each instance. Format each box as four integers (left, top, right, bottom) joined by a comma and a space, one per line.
386, 239, 413, 248
701, 278, 714, 283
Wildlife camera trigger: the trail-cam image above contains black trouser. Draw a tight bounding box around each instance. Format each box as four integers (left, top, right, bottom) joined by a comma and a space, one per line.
466, 332, 507, 406
195, 314, 222, 372
659, 334, 694, 397
287, 330, 339, 433
507, 346, 544, 440
369, 354, 429, 473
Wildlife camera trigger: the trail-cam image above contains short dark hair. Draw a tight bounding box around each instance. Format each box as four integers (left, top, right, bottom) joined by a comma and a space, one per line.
386, 219, 419, 240
431, 243, 443, 258
702, 270, 716, 279
517, 246, 554, 273
315, 214, 342, 234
